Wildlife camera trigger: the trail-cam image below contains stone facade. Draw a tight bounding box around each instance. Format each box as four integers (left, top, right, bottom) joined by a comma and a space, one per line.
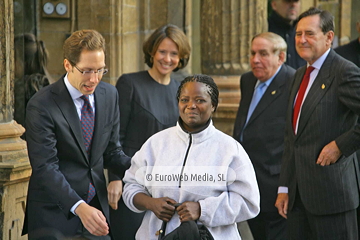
1, 1, 32, 239
199, 0, 267, 134
37, 0, 192, 85
1, 0, 359, 239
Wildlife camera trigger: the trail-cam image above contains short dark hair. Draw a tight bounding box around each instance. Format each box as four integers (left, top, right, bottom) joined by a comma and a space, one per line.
143, 24, 191, 72
63, 29, 106, 65
298, 7, 334, 34
176, 74, 219, 112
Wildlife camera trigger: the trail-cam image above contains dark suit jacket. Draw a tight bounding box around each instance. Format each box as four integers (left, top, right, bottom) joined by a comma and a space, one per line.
279, 49, 360, 215
22, 77, 131, 237
334, 39, 360, 67
233, 64, 295, 212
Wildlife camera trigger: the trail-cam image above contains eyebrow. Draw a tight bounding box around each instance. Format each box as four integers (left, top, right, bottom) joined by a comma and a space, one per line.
81, 66, 106, 70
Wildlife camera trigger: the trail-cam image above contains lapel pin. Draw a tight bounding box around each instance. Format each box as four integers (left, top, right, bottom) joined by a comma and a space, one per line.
271, 90, 276, 95
321, 84, 325, 89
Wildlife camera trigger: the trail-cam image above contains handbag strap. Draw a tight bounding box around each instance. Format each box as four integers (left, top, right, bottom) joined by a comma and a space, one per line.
156, 220, 167, 239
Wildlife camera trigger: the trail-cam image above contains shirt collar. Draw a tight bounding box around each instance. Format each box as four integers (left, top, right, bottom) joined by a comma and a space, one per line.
64, 73, 94, 99
309, 48, 331, 70
255, 65, 282, 88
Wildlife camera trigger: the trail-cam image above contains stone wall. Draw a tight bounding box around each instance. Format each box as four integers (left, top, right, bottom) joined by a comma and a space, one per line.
1, 0, 359, 239
37, 0, 192, 85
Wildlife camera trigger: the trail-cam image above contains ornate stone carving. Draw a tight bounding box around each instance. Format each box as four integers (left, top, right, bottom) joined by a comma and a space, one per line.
200, 0, 267, 75
0, 1, 31, 239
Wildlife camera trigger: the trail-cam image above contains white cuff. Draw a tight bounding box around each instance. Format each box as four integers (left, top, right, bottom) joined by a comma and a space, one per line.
71, 200, 86, 215
278, 186, 288, 194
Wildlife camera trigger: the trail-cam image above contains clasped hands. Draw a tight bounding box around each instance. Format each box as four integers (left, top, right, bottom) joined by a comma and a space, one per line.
148, 197, 201, 222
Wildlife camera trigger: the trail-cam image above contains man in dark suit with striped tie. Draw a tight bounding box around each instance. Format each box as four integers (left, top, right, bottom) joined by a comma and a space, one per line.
275, 7, 360, 239
22, 29, 131, 239
233, 32, 295, 240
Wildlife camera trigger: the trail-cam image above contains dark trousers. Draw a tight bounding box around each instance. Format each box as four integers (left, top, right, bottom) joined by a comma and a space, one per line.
357, 206, 360, 238
109, 197, 145, 240
247, 211, 287, 240
288, 192, 358, 240
28, 196, 111, 240
74, 225, 111, 240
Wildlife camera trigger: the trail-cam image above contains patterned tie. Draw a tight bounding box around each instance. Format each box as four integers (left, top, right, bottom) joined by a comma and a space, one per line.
292, 66, 315, 134
80, 95, 94, 154
80, 95, 96, 203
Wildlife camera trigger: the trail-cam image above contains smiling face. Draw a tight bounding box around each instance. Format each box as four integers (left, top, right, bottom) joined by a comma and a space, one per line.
250, 37, 284, 82
295, 14, 334, 65
178, 81, 215, 132
64, 49, 106, 95
151, 37, 180, 78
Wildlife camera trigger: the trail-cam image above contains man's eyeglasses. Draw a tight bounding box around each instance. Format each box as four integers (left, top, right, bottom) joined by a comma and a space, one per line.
73, 65, 109, 76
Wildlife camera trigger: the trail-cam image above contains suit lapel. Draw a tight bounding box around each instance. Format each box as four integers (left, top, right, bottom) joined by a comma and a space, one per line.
238, 76, 257, 133
296, 51, 335, 137
51, 78, 89, 162
288, 66, 306, 138
247, 66, 287, 126
90, 84, 106, 161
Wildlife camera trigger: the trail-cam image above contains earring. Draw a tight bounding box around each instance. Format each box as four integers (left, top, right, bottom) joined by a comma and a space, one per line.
177, 59, 183, 68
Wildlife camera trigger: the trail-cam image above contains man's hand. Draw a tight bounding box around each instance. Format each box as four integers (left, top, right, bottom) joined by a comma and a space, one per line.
75, 202, 109, 236
176, 201, 200, 222
275, 193, 288, 219
316, 140, 342, 166
107, 180, 123, 210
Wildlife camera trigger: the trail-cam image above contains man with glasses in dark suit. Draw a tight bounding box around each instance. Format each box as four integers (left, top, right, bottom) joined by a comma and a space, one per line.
22, 29, 130, 239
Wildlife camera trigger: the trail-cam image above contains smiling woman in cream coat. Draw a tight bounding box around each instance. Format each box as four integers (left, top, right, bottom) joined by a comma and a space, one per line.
122, 75, 260, 240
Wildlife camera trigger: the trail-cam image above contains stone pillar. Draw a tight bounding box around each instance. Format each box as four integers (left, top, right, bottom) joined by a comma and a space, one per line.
73, 0, 126, 85
0, 0, 32, 239
200, 0, 267, 75
200, 0, 267, 136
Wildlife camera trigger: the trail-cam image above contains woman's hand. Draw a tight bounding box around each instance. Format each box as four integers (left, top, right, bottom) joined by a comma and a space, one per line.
176, 201, 201, 222
133, 193, 177, 222
148, 197, 177, 222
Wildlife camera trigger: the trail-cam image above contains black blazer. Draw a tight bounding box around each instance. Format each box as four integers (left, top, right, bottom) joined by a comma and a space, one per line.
280, 49, 360, 215
233, 64, 295, 212
22, 77, 131, 237
334, 39, 360, 67
268, 11, 306, 69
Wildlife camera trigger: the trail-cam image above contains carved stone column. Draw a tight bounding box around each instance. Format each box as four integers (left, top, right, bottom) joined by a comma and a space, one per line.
200, 0, 267, 136
0, 0, 31, 239
200, 0, 267, 75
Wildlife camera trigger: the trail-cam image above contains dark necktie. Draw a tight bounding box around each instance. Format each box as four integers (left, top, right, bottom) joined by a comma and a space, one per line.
80, 95, 96, 203
292, 66, 315, 133
80, 95, 94, 154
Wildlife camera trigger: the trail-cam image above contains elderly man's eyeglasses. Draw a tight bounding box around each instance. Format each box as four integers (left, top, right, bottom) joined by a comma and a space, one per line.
73, 65, 109, 76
